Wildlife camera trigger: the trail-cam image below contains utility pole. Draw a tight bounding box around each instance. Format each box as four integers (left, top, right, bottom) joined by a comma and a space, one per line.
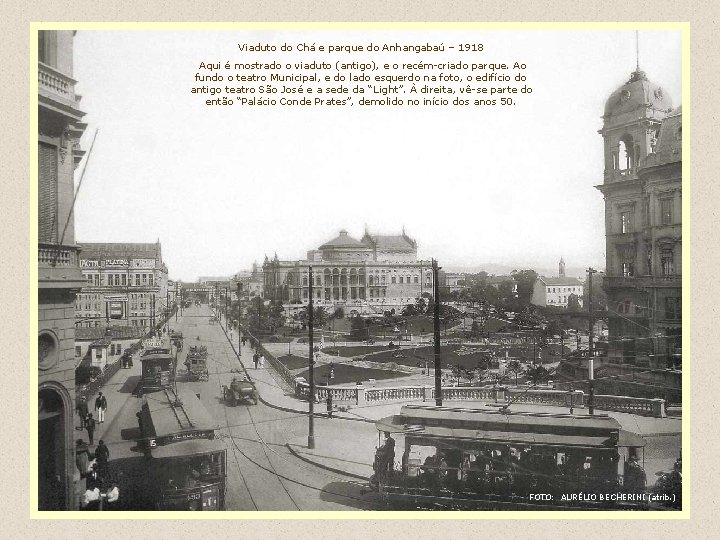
225, 287, 229, 329
587, 267, 597, 415
308, 265, 315, 449
433, 259, 442, 406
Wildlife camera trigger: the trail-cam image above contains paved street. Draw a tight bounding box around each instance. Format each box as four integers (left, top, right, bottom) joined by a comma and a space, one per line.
82, 303, 382, 511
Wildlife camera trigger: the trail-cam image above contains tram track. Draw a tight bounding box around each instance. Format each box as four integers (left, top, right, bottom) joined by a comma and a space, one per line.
202, 311, 380, 510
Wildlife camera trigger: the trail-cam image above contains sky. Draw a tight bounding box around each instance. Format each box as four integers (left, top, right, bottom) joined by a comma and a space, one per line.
71, 29, 682, 282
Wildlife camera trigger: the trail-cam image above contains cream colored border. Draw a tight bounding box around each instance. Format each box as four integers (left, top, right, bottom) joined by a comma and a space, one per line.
28, 21, 690, 522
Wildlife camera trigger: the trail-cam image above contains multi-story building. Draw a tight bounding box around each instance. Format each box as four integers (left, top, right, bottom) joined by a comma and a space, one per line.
75, 242, 169, 329
596, 66, 682, 368
37, 29, 87, 510
263, 228, 435, 312
531, 258, 585, 308
439, 271, 467, 296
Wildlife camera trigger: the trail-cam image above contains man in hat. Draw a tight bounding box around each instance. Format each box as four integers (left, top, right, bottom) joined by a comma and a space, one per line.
95, 440, 110, 478
76, 397, 89, 430
95, 392, 107, 423
86, 413, 96, 445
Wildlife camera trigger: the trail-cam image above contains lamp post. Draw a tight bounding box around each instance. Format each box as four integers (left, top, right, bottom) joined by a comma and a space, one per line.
308, 265, 315, 449
587, 267, 597, 415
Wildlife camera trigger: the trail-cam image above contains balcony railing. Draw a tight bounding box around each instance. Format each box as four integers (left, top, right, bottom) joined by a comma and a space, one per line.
38, 243, 79, 267
604, 274, 681, 288
38, 62, 77, 102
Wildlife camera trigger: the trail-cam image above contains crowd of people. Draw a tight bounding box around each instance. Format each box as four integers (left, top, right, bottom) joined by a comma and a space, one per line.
75, 392, 117, 510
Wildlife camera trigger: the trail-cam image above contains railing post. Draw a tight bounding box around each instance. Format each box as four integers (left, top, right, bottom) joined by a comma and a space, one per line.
651, 398, 667, 418
356, 384, 366, 405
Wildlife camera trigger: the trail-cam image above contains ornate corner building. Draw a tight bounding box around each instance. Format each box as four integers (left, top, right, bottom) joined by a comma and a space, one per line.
596, 68, 682, 369
37, 30, 87, 510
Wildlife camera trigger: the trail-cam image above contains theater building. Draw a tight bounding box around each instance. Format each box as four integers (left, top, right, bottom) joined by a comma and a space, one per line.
263, 228, 435, 312
596, 67, 682, 368
75, 242, 169, 329
37, 29, 87, 510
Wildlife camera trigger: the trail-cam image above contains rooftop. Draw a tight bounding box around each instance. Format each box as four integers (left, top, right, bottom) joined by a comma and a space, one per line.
79, 242, 161, 261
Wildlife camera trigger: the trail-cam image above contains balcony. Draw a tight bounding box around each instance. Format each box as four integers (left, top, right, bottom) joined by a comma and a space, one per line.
38, 62, 85, 121
38, 243, 85, 289
604, 274, 681, 289
39, 243, 78, 268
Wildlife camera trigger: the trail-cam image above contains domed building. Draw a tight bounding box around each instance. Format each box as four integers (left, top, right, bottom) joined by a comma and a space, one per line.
596, 67, 682, 369
263, 228, 433, 313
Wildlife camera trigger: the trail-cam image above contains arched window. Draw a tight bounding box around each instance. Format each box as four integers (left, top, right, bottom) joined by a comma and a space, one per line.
618, 135, 634, 173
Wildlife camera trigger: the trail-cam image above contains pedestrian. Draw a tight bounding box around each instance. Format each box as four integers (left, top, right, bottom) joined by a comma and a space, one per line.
259, 353, 265, 369
229, 329, 233, 340
95, 440, 110, 478
76, 397, 89, 430
102, 482, 120, 510
253, 352, 259, 369
326, 391, 333, 418
75, 439, 90, 477
81, 485, 100, 510
86, 462, 101, 489
95, 392, 107, 423
242, 336, 246, 346
86, 413, 96, 445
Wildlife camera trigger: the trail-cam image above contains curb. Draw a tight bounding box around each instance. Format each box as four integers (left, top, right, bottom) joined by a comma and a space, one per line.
285, 442, 371, 482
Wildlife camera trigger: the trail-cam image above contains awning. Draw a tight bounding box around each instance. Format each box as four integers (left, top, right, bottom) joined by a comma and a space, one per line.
618, 429, 646, 448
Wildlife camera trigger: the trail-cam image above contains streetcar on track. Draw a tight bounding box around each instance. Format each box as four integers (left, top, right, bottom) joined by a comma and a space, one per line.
135, 387, 227, 510
371, 404, 648, 510
140, 349, 176, 393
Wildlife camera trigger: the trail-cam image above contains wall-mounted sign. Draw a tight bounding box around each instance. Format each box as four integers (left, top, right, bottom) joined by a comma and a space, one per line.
109, 301, 124, 319
80, 260, 101, 268
133, 259, 157, 269
105, 259, 129, 267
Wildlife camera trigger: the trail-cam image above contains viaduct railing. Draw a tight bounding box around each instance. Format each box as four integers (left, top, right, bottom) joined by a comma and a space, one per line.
291, 380, 666, 418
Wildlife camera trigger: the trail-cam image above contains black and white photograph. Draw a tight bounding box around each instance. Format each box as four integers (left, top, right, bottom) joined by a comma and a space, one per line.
35, 26, 684, 513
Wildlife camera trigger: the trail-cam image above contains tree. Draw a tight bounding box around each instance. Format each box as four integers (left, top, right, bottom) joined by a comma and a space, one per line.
402, 304, 418, 317
415, 296, 427, 314
567, 293, 581, 312
524, 365, 555, 386
313, 306, 327, 328
506, 360, 523, 386
450, 364, 464, 385
349, 315, 368, 341
511, 269, 539, 305
488, 372, 509, 386
332, 306, 345, 319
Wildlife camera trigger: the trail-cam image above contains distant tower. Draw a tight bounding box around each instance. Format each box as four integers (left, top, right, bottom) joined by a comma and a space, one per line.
559, 257, 566, 278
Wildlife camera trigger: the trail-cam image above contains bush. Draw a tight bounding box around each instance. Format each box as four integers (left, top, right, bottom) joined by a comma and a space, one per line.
75, 365, 101, 385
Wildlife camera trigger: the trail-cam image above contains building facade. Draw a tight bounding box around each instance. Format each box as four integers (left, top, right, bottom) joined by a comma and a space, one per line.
596, 67, 682, 368
37, 30, 87, 510
75, 242, 169, 329
263, 229, 435, 312
531, 258, 585, 308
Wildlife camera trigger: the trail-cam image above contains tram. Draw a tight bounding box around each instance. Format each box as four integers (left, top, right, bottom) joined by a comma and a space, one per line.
372, 404, 648, 510
140, 348, 176, 393
135, 387, 227, 510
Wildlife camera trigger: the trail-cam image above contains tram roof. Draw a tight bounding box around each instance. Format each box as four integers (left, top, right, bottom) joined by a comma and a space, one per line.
140, 388, 218, 438
150, 437, 227, 459
374, 404, 642, 447
392, 405, 622, 430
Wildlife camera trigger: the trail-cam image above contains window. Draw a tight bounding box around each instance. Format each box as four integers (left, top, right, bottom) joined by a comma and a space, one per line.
620, 212, 632, 234
38, 30, 58, 66
665, 297, 681, 320
135, 274, 140, 286
622, 262, 634, 277
94, 274, 100, 286
399, 277, 403, 284
660, 199, 673, 225
149, 274, 154, 286
110, 344, 115, 355
414, 276, 419, 284
391, 277, 396, 284
302, 276, 308, 286
121, 274, 127, 286
661, 248, 675, 276
381, 276, 386, 285
116, 344, 122, 355
95, 348, 102, 359
75, 346, 81, 358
